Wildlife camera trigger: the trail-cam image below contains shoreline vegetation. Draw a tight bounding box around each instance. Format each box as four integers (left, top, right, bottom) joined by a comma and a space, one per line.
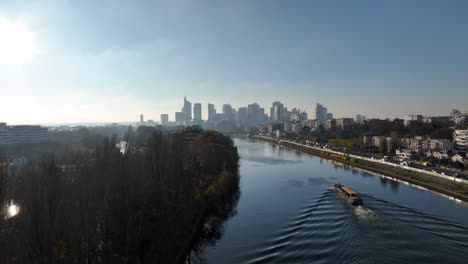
0, 126, 240, 263
253, 135, 468, 203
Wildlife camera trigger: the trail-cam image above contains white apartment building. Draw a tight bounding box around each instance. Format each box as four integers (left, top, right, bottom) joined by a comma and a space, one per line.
404, 115, 423, 126
453, 130, 468, 152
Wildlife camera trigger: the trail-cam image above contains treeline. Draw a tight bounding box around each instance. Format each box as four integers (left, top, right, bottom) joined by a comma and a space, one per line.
0, 128, 240, 263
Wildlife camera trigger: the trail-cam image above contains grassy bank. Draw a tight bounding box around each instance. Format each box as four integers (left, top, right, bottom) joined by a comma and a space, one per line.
255, 136, 468, 202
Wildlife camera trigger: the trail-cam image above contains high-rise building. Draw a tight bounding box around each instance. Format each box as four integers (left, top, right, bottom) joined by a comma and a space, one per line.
326, 113, 333, 120
208, 104, 216, 121
223, 104, 234, 121
238, 107, 247, 123
247, 103, 266, 124
175, 112, 186, 123
194, 103, 202, 121
182, 96, 192, 121
140, 114, 144, 123
271, 101, 284, 122
160, 114, 169, 124
315, 103, 327, 121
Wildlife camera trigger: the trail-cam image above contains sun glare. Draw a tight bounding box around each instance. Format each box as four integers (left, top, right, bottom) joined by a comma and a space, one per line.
5, 202, 20, 219
0, 17, 39, 65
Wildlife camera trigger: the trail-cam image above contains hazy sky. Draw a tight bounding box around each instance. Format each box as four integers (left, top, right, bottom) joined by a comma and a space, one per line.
1, 0, 467, 124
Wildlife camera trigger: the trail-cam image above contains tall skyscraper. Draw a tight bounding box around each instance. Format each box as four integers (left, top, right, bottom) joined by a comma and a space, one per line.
194, 103, 202, 121
247, 103, 264, 124
238, 107, 247, 123
160, 114, 169, 124
271, 101, 284, 122
182, 96, 192, 121
140, 114, 144, 123
208, 104, 216, 121
223, 104, 234, 121
315, 103, 328, 121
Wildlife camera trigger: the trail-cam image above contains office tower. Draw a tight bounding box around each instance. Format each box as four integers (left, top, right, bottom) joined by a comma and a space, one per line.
223, 104, 234, 121
326, 113, 333, 120
238, 107, 247, 123
175, 112, 186, 123
194, 103, 202, 121
208, 104, 216, 121
182, 96, 192, 121
271, 101, 284, 122
140, 114, 144, 123
247, 103, 265, 124
315, 103, 328, 121
160, 114, 169, 124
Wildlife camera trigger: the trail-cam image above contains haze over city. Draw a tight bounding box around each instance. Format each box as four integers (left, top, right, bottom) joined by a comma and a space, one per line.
1, 0, 468, 124
2, 1, 468, 263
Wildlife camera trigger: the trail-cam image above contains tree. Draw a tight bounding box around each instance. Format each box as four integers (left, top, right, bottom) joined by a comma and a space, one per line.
450, 161, 466, 171
379, 139, 388, 155
410, 151, 420, 161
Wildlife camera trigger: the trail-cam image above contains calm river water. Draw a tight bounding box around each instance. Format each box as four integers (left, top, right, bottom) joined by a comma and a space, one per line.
203, 138, 468, 263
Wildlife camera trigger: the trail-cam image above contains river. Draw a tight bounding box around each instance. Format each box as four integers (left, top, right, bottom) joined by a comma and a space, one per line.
201, 138, 468, 263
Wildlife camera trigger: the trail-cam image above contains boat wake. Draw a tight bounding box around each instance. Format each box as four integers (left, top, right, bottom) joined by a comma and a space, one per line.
231, 191, 468, 264
354, 205, 379, 221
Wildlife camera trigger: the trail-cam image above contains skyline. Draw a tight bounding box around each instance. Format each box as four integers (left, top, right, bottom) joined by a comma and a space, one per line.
1, 0, 468, 124
2, 95, 465, 125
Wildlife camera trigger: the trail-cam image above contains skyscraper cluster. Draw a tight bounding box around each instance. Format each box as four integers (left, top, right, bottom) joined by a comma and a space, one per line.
152, 97, 317, 129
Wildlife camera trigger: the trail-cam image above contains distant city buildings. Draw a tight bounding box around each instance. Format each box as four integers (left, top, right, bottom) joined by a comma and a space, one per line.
356, 114, 366, 123
0, 123, 48, 145
160, 114, 169, 124
175, 112, 185, 123
404, 114, 423, 126
335, 118, 353, 129
315, 103, 333, 121
182, 96, 192, 122
247, 103, 266, 125
208, 104, 216, 121
451, 109, 468, 125
222, 104, 234, 121
238, 107, 247, 124
271, 101, 283, 122
149, 98, 467, 158
140, 114, 144, 123
193, 103, 202, 121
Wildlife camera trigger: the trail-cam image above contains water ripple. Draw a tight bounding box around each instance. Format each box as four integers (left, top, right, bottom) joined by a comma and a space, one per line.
235, 191, 468, 263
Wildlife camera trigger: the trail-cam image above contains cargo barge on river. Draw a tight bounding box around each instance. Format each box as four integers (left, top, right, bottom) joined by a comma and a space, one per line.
334, 184, 364, 206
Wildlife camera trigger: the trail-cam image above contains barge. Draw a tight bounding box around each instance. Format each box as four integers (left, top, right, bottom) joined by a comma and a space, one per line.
334, 184, 364, 206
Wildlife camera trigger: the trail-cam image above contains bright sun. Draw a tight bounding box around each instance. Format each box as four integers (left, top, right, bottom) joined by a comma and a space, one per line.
0, 17, 39, 65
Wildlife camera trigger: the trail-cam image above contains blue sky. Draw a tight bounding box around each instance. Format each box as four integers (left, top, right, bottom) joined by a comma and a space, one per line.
0, 0, 467, 124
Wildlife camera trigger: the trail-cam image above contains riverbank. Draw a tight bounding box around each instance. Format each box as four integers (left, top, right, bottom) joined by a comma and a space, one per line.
254, 135, 468, 203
